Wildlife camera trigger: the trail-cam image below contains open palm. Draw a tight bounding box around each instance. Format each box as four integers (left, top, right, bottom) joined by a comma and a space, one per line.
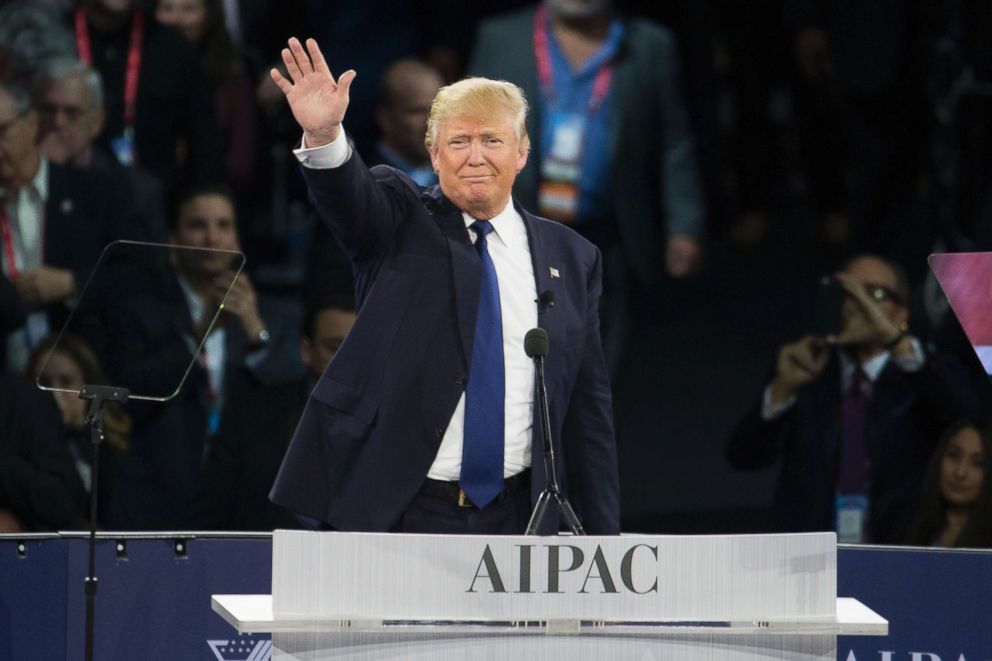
271, 38, 357, 146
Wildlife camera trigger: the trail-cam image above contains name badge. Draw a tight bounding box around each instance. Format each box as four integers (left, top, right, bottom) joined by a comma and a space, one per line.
836, 494, 869, 544
538, 112, 586, 223
111, 127, 137, 166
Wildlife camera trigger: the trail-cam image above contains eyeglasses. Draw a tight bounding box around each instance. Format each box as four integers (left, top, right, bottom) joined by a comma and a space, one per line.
0, 108, 29, 138
863, 283, 902, 305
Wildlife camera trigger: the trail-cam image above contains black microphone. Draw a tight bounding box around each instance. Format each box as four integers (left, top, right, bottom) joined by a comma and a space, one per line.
536, 290, 555, 311
523, 326, 585, 535
524, 327, 549, 359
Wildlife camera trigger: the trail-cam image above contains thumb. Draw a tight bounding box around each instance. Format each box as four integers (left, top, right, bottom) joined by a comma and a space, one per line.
337, 70, 357, 93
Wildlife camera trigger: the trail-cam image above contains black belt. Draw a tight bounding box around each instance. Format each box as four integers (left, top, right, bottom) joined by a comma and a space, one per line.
420, 469, 531, 508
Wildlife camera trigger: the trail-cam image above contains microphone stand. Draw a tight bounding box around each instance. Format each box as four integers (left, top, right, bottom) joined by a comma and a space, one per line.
525, 332, 585, 536
79, 384, 129, 661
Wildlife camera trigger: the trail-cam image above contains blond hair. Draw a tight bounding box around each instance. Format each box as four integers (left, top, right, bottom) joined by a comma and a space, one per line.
425, 77, 530, 153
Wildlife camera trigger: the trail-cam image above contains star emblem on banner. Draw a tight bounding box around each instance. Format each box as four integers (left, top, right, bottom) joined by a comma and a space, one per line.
207, 633, 272, 660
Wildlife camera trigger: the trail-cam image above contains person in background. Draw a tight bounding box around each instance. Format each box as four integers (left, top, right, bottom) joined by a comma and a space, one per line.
101, 182, 303, 529
469, 0, 706, 372
72, 0, 223, 187
38, 56, 167, 241
191, 290, 356, 530
726, 254, 979, 544
906, 419, 992, 549
372, 59, 443, 187
26, 333, 129, 528
0, 63, 139, 374
155, 0, 260, 196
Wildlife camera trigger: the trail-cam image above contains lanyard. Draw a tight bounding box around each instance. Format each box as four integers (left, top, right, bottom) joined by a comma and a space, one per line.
533, 3, 613, 114
0, 206, 19, 279
75, 8, 144, 129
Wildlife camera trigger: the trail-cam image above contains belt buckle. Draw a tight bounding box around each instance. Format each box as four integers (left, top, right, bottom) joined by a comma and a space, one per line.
457, 489, 472, 508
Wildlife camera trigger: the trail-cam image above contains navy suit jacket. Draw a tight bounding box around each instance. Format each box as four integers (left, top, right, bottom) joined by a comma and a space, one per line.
271, 147, 620, 534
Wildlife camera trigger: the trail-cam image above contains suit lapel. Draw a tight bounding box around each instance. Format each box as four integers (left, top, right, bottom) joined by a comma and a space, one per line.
424, 187, 480, 364
520, 207, 565, 357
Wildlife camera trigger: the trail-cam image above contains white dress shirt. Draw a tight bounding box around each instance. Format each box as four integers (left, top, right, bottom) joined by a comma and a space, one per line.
1, 158, 50, 373
294, 129, 537, 479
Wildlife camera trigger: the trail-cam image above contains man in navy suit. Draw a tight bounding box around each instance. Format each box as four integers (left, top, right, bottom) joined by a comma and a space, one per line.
269, 38, 619, 535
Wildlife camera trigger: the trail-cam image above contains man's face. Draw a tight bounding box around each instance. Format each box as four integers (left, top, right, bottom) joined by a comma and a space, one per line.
39, 74, 104, 166
170, 193, 240, 278
378, 72, 441, 164
840, 256, 909, 338
430, 114, 527, 220
301, 308, 356, 378
0, 87, 40, 188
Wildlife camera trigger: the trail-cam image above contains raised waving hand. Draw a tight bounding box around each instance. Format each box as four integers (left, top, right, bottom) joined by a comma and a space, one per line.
271, 38, 357, 148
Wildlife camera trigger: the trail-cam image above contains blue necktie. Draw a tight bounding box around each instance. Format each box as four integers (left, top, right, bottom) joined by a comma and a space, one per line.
460, 220, 505, 508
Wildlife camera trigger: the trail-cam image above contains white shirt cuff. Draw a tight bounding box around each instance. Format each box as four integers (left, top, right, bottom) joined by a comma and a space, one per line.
761, 384, 796, 421
293, 127, 352, 169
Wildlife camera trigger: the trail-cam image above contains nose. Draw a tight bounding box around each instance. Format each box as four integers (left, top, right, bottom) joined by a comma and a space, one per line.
951, 457, 968, 480
467, 139, 485, 165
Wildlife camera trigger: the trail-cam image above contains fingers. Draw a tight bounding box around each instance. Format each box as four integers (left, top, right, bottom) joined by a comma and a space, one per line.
288, 37, 314, 77
281, 45, 304, 84
306, 38, 331, 76
270, 67, 293, 94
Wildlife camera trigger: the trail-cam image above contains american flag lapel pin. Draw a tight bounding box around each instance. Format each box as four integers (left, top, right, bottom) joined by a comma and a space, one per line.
549, 267, 560, 279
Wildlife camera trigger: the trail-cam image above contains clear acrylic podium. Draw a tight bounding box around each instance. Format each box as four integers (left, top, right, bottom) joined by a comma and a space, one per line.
212, 530, 886, 660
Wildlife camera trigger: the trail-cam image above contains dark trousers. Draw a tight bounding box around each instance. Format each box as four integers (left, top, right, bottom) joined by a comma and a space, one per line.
391, 477, 532, 535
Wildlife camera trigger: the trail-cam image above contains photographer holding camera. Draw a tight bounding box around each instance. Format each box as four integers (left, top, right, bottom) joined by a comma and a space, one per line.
726, 254, 979, 544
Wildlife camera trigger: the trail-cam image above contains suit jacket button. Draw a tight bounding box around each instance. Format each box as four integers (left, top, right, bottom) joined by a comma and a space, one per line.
435, 428, 444, 438
454, 375, 466, 385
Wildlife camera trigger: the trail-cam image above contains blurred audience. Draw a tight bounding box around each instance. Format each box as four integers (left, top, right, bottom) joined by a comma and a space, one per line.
73, 0, 223, 187
2, 1, 992, 537
787, 0, 933, 251
0, 63, 140, 374
191, 290, 355, 530
906, 419, 992, 549
101, 182, 303, 529
155, 0, 261, 196
726, 254, 980, 544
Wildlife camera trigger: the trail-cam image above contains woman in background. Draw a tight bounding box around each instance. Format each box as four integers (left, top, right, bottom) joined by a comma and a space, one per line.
906, 419, 992, 548
155, 0, 260, 194
27, 334, 130, 522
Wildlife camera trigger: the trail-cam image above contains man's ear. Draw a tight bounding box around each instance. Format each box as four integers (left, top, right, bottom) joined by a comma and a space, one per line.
429, 147, 440, 172
516, 147, 529, 173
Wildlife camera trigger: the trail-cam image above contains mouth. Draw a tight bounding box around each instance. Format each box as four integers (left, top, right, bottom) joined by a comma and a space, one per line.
462, 174, 493, 183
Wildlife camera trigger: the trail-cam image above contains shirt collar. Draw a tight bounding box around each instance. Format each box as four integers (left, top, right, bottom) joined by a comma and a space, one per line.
0, 157, 48, 205
462, 199, 525, 249
176, 273, 206, 324
841, 349, 890, 383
